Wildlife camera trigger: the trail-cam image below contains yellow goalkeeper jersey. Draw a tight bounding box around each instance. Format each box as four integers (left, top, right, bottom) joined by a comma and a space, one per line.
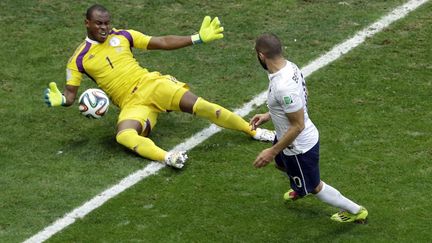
66, 28, 152, 107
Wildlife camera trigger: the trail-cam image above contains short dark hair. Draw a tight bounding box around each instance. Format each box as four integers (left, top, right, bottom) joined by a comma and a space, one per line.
86, 4, 109, 20
255, 33, 283, 58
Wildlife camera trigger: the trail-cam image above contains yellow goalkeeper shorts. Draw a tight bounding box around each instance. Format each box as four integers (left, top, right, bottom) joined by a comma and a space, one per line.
118, 72, 189, 133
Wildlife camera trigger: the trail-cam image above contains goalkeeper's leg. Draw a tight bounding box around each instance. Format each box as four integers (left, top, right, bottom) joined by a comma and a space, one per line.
116, 128, 167, 161
194, 97, 257, 135
116, 124, 187, 169
173, 90, 257, 137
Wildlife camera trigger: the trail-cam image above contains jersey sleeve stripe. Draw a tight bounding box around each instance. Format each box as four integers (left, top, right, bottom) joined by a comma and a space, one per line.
110, 30, 134, 47
76, 41, 92, 73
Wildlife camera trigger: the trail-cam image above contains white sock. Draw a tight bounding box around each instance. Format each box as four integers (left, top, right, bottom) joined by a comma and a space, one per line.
315, 182, 361, 214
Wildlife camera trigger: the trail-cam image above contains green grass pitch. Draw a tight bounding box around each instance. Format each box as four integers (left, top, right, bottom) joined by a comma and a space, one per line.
0, 0, 431, 242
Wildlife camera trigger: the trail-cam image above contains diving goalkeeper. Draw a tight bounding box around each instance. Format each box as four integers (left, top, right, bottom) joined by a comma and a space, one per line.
44, 4, 274, 169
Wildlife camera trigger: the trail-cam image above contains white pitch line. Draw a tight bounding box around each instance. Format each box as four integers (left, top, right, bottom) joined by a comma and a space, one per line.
24, 0, 429, 242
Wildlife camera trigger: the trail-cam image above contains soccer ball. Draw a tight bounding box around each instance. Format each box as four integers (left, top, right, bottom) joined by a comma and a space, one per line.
78, 88, 109, 119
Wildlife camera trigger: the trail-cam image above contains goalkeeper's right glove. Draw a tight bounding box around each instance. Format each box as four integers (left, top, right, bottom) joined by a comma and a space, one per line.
44, 82, 65, 107
191, 16, 224, 44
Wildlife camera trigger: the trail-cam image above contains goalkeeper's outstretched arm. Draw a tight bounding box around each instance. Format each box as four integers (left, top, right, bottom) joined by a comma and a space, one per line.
147, 16, 224, 50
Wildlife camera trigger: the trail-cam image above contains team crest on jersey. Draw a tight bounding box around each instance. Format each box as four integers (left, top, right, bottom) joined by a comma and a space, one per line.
283, 96, 293, 105
109, 37, 120, 47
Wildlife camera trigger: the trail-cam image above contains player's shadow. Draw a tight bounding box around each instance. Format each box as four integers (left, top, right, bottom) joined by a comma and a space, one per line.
284, 200, 360, 240
62, 123, 118, 154
62, 134, 90, 150
310, 221, 360, 243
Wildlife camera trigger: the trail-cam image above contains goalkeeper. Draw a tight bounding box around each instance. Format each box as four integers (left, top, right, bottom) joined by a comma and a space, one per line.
44, 4, 274, 169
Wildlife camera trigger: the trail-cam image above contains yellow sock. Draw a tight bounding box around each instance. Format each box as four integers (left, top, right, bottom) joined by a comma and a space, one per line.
193, 97, 256, 137
116, 129, 167, 161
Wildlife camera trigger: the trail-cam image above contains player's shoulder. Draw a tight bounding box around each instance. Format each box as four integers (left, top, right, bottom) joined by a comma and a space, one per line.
68, 40, 88, 63
283, 60, 300, 74
283, 60, 303, 84
110, 28, 143, 36
110, 28, 145, 42
272, 62, 295, 83
72, 40, 88, 53
111, 27, 122, 33
271, 68, 299, 93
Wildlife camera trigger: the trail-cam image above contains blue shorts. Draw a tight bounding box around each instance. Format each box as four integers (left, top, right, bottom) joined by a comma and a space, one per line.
274, 141, 320, 196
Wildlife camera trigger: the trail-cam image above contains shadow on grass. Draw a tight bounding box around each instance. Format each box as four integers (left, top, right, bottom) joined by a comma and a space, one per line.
282, 197, 361, 241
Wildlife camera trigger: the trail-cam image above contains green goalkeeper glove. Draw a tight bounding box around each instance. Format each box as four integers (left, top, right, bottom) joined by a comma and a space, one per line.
191, 16, 224, 44
44, 82, 65, 107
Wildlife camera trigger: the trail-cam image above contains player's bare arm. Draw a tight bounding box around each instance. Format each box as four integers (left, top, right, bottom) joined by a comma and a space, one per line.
147, 36, 194, 50
249, 112, 271, 130
271, 108, 305, 153
63, 85, 79, 106
253, 108, 304, 168
147, 16, 223, 50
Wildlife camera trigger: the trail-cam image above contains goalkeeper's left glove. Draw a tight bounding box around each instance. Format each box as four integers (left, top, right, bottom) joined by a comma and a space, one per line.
191, 16, 224, 44
44, 82, 66, 107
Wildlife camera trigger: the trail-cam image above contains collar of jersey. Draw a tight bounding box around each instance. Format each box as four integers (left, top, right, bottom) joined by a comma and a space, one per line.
86, 36, 102, 44
268, 60, 288, 80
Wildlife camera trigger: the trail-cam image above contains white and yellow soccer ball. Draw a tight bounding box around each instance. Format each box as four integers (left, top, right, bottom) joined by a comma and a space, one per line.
78, 88, 109, 119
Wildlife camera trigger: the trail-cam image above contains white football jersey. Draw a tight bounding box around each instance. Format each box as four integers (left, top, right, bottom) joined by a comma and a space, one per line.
267, 60, 319, 155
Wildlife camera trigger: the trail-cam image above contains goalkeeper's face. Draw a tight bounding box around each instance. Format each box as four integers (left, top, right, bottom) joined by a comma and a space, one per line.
86, 10, 111, 43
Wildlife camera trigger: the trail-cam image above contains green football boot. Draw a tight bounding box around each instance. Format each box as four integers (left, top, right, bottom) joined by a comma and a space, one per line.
331, 206, 368, 224
283, 189, 300, 202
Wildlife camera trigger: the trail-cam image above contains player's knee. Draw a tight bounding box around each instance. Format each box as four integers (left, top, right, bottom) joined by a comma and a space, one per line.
178, 91, 198, 113
116, 129, 138, 150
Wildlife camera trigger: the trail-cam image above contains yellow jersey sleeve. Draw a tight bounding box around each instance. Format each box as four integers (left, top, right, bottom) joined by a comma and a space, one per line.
126, 29, 152, 50
66, 41, 86, 86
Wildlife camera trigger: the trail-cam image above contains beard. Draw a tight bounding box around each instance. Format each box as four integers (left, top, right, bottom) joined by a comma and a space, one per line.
257, 54, 268, 70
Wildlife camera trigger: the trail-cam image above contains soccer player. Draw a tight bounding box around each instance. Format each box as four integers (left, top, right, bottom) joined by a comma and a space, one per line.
44, 4, 274, 169
250, 33, 368, 223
